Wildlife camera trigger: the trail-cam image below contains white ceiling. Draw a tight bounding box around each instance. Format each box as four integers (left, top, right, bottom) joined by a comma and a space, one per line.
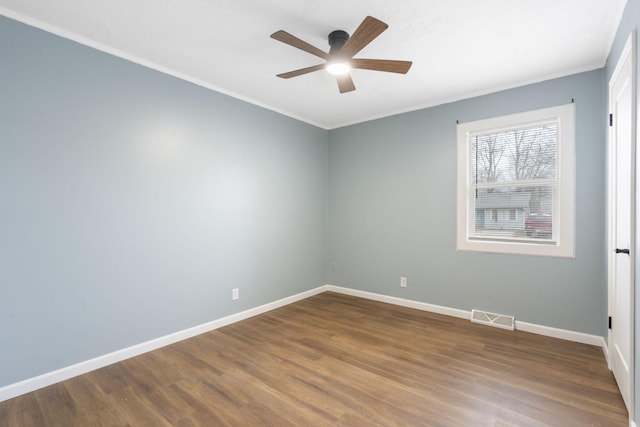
0, 0, 628, 129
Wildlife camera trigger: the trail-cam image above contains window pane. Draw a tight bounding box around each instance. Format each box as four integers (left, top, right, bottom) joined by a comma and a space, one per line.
472, 186, 554, 241
471, 124, 557, 184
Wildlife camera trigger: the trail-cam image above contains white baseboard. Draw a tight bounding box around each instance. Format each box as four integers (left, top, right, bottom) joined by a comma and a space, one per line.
601, 336, 610, 365
0, 286, 328, 403
514, 320, 605, 347
325, 285, 470, 319
1, 284, 608, 403
326, 285, 607, 347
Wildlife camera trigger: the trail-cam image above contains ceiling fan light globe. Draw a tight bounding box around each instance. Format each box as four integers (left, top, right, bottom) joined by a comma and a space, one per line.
326, 61, 351, 76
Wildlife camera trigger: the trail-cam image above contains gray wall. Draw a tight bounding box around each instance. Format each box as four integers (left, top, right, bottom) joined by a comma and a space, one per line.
328, 70, 606, 335
0, 16, 328, 387
605, 0, 640, 421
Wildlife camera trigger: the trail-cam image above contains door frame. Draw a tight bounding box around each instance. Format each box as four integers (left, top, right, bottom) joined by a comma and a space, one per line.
608, 30, 637, 420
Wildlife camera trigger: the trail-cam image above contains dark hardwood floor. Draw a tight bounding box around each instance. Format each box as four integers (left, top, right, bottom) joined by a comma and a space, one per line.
0, 292, 628, 426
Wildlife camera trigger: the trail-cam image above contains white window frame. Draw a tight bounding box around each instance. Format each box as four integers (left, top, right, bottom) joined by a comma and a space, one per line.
456, 104, 575, 258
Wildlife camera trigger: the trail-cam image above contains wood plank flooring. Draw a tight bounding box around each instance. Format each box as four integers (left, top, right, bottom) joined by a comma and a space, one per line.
0, 292, 628, 426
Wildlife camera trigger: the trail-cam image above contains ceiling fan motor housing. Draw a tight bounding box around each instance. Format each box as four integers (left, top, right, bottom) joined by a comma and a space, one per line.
328, 30, 349, 55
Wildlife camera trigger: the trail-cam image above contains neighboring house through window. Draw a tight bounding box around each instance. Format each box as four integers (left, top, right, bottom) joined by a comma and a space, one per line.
456, 104, 575, 257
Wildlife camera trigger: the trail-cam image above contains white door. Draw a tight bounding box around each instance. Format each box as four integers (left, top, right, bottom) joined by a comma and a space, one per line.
608, 32, 636, 414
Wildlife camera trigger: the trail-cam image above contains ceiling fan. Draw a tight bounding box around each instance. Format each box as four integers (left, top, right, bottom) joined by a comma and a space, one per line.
271, 16, 412, 94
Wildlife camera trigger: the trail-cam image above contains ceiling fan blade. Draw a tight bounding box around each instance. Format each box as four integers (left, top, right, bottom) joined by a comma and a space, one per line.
336, 74, 356, 93
271, 30, 330, 60
351, 59, 412, 74
339, 16, 388, 59
277, 64, 326, 79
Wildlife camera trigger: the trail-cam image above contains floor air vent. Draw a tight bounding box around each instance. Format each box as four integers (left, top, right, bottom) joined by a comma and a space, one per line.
471, 309, 515, 331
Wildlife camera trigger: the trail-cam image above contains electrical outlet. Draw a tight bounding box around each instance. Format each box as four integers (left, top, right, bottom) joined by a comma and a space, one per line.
232, 288, 239, 301
400, 276, 407, 288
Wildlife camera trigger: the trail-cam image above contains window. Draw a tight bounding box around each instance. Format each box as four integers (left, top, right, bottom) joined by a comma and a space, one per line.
456, 104, 575, 257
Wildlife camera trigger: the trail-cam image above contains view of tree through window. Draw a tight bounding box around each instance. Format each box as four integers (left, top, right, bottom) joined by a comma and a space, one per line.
457, 104, 574, 257
470, 123, 557, 241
